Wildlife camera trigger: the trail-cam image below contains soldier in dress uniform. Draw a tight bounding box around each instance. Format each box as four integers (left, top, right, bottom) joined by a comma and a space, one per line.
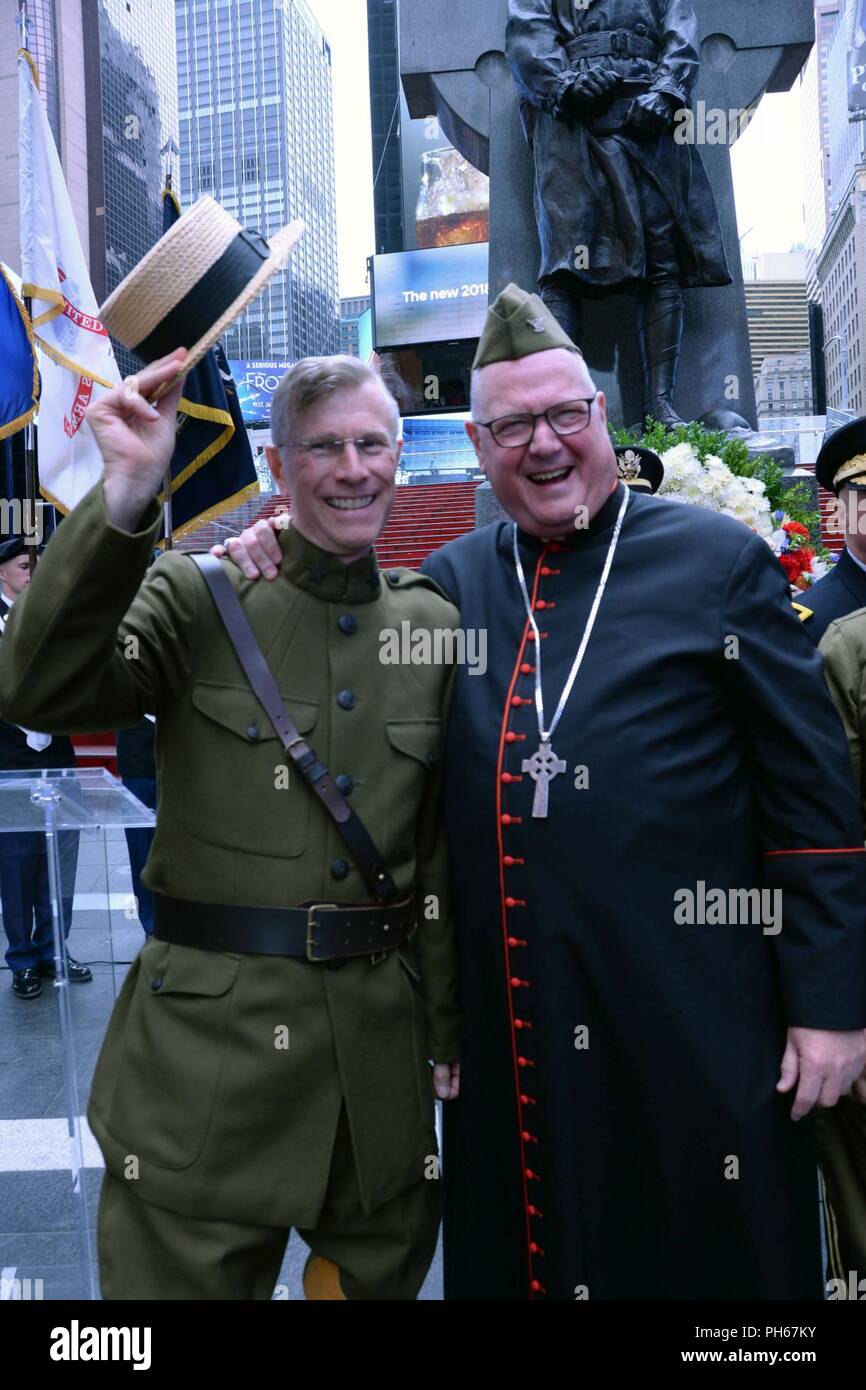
0, 536, 87, 999
0, 351, 461, 1300
796, 418, 866, 644
796, 419, 866, 1295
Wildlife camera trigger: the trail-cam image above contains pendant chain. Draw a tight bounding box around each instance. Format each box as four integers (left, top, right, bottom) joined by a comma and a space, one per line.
512, 487, 630, 746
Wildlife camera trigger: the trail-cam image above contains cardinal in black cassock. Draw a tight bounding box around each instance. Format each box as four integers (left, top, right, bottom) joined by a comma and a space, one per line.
422, 285, 866, 1301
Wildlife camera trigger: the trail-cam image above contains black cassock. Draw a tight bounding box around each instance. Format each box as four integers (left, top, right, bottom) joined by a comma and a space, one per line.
422, 484, 866, 1300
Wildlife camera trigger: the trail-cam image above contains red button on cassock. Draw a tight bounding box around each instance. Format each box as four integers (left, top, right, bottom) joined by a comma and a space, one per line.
520, 663, 535, 675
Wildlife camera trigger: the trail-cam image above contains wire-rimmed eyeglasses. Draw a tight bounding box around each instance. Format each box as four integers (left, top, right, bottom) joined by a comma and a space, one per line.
282, 436, 395, 460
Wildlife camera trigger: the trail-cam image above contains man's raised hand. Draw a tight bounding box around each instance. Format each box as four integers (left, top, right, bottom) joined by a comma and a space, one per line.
85, 348, 189, 532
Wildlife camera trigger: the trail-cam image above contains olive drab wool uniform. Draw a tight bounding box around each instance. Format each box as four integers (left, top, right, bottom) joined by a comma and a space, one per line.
0, 479, 461, 1299
817, 608, 866, 1290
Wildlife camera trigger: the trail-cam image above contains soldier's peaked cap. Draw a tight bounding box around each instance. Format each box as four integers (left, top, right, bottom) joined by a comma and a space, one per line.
472, 283, 583, 371
815, 416, 866, 496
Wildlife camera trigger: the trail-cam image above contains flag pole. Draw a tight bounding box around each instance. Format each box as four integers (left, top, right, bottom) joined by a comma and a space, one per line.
161, 167, 175, 551
18, 0, 38, 577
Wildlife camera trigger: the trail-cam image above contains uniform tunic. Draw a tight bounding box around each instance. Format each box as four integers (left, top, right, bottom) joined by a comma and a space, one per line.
0, 480, 461, 1229
800, 548, 866, 647
423, 483, 866, 1300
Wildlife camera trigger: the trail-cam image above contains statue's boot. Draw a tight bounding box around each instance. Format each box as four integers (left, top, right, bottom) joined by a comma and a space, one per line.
636, 283, 689, 430
539, 274, 583, 348
303, 1254, 347, 1300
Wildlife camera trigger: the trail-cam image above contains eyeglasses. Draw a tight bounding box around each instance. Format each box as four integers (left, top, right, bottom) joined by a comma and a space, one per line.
476, 396, 598, 447
283, 436, 395, 460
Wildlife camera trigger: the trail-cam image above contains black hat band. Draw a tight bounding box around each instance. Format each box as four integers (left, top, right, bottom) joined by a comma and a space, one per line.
132, 228, 270, 364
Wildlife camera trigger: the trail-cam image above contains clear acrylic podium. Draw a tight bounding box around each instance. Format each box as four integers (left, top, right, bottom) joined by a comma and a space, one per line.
0, 767, 155, 1300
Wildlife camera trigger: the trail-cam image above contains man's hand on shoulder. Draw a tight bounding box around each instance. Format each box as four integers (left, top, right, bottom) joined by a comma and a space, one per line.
211, 512, 288, 580
87, 348, 189, 533
777, 1026, 866, 1120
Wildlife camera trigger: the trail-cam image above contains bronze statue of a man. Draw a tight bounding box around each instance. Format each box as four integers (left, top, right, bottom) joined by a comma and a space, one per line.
506, 0, 732, 428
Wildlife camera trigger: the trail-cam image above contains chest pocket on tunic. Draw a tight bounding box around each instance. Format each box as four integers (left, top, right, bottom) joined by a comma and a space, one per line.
384, 718, 440, 838
182, 681, 319, 857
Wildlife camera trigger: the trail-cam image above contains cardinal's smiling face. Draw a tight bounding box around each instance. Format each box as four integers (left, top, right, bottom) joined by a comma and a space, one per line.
467, 348, 618, 539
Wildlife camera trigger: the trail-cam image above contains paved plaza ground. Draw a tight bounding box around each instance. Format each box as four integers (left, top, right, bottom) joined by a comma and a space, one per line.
0, 825, 443, 1301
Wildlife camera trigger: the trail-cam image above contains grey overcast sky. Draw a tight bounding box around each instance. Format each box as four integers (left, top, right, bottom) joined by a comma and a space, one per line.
305, 0, 807, 297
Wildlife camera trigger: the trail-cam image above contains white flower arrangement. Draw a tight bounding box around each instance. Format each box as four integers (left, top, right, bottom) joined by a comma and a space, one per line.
657, 442, 773, 539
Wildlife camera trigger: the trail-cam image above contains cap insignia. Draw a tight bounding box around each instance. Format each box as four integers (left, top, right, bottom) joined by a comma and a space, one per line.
617, 449, 642, 482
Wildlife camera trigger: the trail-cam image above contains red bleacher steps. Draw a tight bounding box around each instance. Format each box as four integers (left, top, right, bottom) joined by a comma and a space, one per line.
797, 463, 843, 556
176, 479, 482, 570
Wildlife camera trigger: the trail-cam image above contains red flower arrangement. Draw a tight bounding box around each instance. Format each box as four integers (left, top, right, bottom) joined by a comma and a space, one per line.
779, 548, 816, 587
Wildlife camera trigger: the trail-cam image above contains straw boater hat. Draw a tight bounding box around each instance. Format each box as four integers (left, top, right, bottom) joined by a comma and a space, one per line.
99, 196, 304, 396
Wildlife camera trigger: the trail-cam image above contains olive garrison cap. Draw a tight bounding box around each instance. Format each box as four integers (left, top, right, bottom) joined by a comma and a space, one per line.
472, 283, 583, 371
815, 416, 866, 496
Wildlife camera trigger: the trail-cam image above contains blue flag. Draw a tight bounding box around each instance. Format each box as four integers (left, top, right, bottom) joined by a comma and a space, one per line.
0, 264, 39, 440
159, 186, 259, 543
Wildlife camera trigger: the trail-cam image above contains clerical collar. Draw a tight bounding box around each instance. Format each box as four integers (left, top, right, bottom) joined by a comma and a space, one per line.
277, 520, 381, 603
514, 481, 627, 553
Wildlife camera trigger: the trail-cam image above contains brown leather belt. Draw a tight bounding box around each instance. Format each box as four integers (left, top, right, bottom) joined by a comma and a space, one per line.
153, 892, 415, 962
565, 31, 658, 63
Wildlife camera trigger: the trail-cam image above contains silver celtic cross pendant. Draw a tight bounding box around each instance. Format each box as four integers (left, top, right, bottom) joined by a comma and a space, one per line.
521, 740, 567, 818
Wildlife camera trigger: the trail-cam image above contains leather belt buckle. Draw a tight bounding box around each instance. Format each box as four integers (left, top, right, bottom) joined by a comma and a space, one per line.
306, 902, 339, 962
610, 31, 625, 57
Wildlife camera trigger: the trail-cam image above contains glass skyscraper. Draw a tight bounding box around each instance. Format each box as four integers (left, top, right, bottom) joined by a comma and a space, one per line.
23, 0, 62, 148
367, 0, 404, 255
175, 0, 338, 360
82, 0, 179, 374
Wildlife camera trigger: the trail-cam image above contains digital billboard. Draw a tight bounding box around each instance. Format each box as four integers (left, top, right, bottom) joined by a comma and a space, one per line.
228, 360, 295, 424
372, 243, 489, 350
400, 101, 489, 251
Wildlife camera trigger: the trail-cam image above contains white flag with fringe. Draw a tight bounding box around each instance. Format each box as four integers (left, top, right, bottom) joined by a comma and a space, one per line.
18, 49, 120, 512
